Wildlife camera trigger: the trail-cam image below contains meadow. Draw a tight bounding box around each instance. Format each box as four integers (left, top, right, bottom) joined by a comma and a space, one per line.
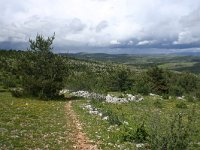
73, 94, 200, 149
0, 91, 74, 150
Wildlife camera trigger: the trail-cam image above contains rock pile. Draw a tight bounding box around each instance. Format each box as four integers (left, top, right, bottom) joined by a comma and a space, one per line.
71, 90, 143, 103
105, 94, 143, 103
71, 91, 105, 101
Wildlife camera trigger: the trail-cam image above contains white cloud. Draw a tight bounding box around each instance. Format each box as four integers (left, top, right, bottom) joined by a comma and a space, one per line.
128, 40, 134, 45
137, 40, 156, 46
110, 40, 121, 45
173, 31, 199, 44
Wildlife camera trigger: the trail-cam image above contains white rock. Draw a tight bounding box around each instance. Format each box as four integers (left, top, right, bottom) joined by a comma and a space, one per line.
136, 143, 145, 148
102, 116, 109, 120
98, 113, 103, 117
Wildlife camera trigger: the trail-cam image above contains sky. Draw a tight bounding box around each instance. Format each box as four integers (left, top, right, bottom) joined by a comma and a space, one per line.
0, 0, 200, 54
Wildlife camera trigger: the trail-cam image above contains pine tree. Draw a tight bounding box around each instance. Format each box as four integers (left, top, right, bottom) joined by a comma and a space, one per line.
18, 34, 67, 99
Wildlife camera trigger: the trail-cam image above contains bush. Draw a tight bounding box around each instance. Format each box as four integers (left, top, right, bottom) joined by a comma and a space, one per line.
134, 123, 149, 143
120, 125, 135, 142
154, 100, 163, 108
195, 91, 200, 101
134, 73, 150, 95
169, 85, 184, 96
120, 123, 149, 143
149, 112, 196, 150
10, 88, 24, 98
0, 88, 7, 92
186, 95, 195, 102
176, 101, 187, 109
104, 110, 122, 125
2, 79, 16, 88
162, 94, 169, 99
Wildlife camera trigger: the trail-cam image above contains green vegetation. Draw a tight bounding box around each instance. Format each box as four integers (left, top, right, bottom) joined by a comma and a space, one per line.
68, 53, 200, 74
17, 34, 67, 99
1, 35, 200, 149
1, 48, 200, 99
73, 96, 200, 149
0, 92, 73, 149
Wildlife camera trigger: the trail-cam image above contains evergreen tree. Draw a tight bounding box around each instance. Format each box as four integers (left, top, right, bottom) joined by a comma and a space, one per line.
18, 34, 67, 99
147, 67, 168, 95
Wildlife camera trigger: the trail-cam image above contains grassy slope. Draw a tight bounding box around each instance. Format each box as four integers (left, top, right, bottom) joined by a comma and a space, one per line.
73, 97, 200, 150
0, 92, 73, 150
68, 53, 200, 74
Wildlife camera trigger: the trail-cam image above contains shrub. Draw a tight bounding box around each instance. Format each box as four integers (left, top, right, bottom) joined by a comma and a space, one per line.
153, 100, 163, 108
3, 79, 16, 88
186, 95, 195, 102
195, 91, 200, 101
10, 88, 24, 98
176, 101, 187, 109
134, 123, 149, 143
0, 88, 7, 92
169, 85, 184, 97
162, 94, 169, 99
120, 125, 135, 142
149, 112, 196, 150
134, 73, 150, 95
104, 110, 122, 125
120, 123, 149, 143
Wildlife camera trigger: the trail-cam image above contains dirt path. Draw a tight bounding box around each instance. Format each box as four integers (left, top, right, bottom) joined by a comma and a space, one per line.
65, 101, 98, 150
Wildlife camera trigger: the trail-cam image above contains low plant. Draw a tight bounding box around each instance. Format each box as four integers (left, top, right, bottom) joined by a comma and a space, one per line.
162, 94, 169, 99
10, 88, 24, 98
104, 110, 122, 125
176, 101, 188, 109
149, 112, 196, 150
153, 100, 163, 108
186, 94, 195, 102
120, 125, 135, 142
120, 123, 149, 143
134, 123, 149, 143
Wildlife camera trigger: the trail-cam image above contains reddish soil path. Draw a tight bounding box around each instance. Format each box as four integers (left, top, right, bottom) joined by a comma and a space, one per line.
65, 101, 98, 150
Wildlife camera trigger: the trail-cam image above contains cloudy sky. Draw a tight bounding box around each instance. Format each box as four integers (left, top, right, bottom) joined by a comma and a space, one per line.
1, 0, 200, 53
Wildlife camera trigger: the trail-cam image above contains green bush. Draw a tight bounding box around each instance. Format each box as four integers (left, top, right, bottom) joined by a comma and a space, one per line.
169, 85, 184, 96
120, 123, 149, 143
176, 101, 187, 109
154, 100, 163, 108
162, 94, 169, 99
195, 91, 200, 101
10, 88, 24, 98
186, 95, 195, 102
2, 79, 16, 88
0, 88, 7, 92
134, 123, 149, 143
149, 113, 195, 150
120, 125, 135, 142
104, 110, 122, 125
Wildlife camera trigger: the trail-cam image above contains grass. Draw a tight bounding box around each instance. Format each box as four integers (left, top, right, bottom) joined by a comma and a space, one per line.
73, 96, 200, 149
1, 89, 200, 149
0, 92, 73, 150
158, 62, 197, 70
